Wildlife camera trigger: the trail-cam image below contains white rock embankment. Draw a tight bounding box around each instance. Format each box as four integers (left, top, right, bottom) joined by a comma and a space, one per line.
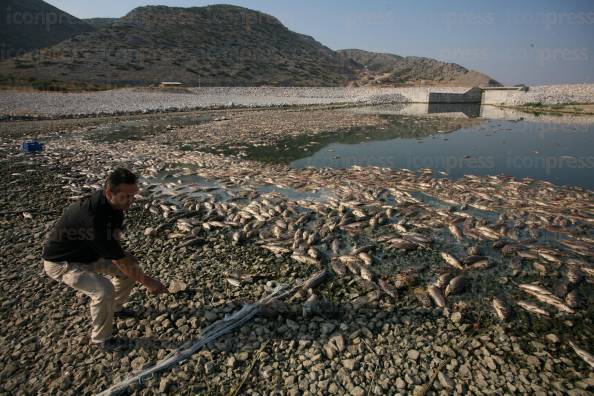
0, 84, 593, 118
0, 87, 411, 118
483, 84, 594, 106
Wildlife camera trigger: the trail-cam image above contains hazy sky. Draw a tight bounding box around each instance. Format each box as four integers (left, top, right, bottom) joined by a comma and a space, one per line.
44, 0, 594, 85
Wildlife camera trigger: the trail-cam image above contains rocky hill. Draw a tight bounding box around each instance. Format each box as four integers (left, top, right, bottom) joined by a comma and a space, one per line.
0, 4, 500, 87
0, 5, 356, 87
0, 0, 94, 58
339, 49, 501, 86
83, 18, 119, 29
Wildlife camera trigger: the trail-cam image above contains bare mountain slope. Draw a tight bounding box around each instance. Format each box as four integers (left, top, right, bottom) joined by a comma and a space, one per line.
0, 5, 355, 86
339, 49, 501, 86
0, 0, 94, 58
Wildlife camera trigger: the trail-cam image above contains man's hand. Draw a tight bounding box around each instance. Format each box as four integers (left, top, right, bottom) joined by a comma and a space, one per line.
144, 277, 167, 295
113, 254, 167, 295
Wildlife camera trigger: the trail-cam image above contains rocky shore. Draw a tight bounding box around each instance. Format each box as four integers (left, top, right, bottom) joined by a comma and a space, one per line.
0, 106, 593, 395
1, 84, 593, 119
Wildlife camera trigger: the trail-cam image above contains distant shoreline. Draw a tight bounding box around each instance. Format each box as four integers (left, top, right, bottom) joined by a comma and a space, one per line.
1, 84, 593, 120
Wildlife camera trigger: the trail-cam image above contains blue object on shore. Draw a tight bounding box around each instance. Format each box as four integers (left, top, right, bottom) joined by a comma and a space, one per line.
21, 140, 44, 153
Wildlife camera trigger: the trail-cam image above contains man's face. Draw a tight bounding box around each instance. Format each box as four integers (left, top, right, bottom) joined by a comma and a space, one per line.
106, 183, 139, 211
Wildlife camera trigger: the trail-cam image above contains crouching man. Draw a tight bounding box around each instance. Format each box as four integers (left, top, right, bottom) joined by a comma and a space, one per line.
42, 168, 167, 349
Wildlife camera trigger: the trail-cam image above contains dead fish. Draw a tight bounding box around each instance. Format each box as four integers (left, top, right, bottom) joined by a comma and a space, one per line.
501, 244, 519, 256
262, 244, 291, 254
462, 255, 487, 265
291, 254, 320, 266
330, 259, 347, 277
358, 252, 373, 266
517, 301, 550, 317
568, 341, 594, 368
538, 251, 560, 263
378, 279, 397, 298
492, 298, 510, 321
582, 267, 594, 278
567, 267, 584, 285
521, 289, 575, 314
338, 255, 359, 264
427, 285, 446, 308
232, 231, 244, 244
360, 266, 374, 282
387, 238, 417, 250
351, 244, 373, 255
565, 290, 581, 309
345, 261, 361, 276
467, 259, 490, 270
533, 262, 547, 275
307, 247, 320, 260
448, 223, 463, 241
517, 251, 539, 260
441, 252, 464, 270
331, 239, 341, 254
225, 277, 242, 287
518, 283, 553, 296
434, 273, 453, 289
467, 245, 481, 256
445, 275, 466, 297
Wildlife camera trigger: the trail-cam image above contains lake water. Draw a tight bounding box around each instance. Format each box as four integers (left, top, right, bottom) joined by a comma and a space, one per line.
243, 105, 594, 190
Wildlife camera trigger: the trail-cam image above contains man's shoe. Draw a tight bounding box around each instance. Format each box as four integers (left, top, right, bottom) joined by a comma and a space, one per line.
93, 337, 129, 351
114, 308, 137, 318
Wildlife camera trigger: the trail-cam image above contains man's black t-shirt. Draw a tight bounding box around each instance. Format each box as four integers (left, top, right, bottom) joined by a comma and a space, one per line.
42, 190, 126, 264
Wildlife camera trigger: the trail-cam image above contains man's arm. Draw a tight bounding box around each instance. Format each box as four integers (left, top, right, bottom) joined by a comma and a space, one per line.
113, 254, 167, 294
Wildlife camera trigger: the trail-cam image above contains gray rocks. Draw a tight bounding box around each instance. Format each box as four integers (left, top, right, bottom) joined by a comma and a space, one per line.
342, 359, 358, 371
450, 311, 463, 324
407, 349, 420, 361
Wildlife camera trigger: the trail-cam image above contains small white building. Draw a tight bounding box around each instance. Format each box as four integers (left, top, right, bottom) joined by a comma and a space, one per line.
159, 82, 183, 88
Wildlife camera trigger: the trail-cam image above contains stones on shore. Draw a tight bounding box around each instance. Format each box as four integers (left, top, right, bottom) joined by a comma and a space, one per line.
1, 104, 593, 396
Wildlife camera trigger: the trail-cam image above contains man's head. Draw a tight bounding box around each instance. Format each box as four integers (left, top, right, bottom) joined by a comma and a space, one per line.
104, 168, 139, 211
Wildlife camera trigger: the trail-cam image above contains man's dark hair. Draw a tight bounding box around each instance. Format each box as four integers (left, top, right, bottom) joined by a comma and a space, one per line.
106, 168, 138, 193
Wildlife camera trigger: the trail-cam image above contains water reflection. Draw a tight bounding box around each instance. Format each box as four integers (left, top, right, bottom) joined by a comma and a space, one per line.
289, 119, 594, 190
427, 103, 482, 118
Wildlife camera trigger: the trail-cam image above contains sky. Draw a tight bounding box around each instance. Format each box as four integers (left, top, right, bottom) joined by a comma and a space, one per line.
44, 0, 594, 85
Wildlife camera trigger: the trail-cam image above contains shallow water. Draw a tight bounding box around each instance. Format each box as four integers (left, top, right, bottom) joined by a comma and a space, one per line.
217, 105, 594, 190
289, 118, 594, 190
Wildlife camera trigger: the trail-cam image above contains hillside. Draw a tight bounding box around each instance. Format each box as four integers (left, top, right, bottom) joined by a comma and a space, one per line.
0, 5, 356, 87
339, 49, 501, 86
0, 4, 501, 88
83, 18, 119, 29
0, 0, 94, 57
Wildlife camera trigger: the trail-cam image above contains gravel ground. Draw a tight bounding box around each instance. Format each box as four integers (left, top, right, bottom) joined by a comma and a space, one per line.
1, 107, 593, 395
2, 84, 592, 119
0, 87, 412, 119
506, 84, 594, 106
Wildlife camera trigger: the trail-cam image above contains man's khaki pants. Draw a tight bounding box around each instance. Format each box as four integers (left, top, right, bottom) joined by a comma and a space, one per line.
43, 258, 135, 343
